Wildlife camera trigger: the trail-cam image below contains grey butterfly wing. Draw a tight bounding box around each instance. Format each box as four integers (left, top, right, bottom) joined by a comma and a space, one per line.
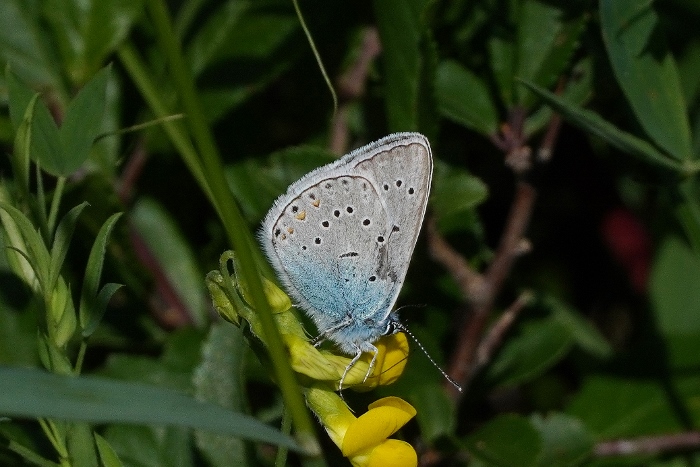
348, 133, 433, 318
264, 175, 394, 333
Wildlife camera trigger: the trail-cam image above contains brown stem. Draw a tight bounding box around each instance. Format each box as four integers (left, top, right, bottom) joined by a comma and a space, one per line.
474, 291, 533, 371
329, 27, 381, 155
595, 432, 700, 457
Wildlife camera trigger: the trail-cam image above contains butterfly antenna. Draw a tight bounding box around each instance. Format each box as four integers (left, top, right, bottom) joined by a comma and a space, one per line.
395, 323, 462, 392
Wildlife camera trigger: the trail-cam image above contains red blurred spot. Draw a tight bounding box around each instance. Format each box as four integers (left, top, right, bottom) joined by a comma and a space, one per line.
600, 208, 651, 293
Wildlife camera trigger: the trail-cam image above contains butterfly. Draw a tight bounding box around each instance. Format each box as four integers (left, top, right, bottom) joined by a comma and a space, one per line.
260, 133, 432, 389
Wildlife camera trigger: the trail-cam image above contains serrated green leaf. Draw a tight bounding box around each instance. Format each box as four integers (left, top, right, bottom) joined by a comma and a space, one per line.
435, 60, 499, 135
95, 432, 124, 467
79, 212, 122, 331
530, 413, 593, 467
465, 414, 541, 467
58, 65, 110, 176
600, 1, 692, 161
0, 366, 298, 449
48, 202, 89, 294
519, 80, 685, 175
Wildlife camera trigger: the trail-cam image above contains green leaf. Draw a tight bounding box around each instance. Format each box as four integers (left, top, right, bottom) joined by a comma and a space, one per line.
6, 69, 64, 177
567, 376, 690, 438
10, 92, 35, 195
0, 1, 63, 88
0, 202, 51, 290
36, 1, 141, 82
0, 366, 298, 449
82, 0, 144, 75
0, 287, 38, 366
435, 60, 499, 135
546, 296, 613, 359
649, 236, 700, 369
193, 324, 248, 467
465, 414, 541, 467
58, 65, 111, 176
489, 36, 516, 106
5, 65, 37, 131
530, 413, 593, 467
101, 425, 188, 467
66, 422, 99, 467
432, 161, 489, 220
519, 80, 685, 175
409, 382, 456, 442
486, 317, 573, 388
600, 1, 693, 160
49, 202, 89, 294
95, 432, 124, 467
130, 199, 208, 326
81, 283, 123, 338
516, 1, 586, 107
373, 0, 427, 131
524, 57, 593, 137
79, 212, 122, 332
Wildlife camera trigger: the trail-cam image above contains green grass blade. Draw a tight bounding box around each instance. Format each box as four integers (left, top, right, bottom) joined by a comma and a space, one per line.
0, 366, 299, 450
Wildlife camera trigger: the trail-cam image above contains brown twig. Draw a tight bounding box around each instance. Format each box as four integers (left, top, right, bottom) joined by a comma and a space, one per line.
329, 27, 382, 155
439, 180, 537, 399
429, 105, 567, 401
117, 138, 148, 203
474, 291, 533, 371
594, 432, 700, 457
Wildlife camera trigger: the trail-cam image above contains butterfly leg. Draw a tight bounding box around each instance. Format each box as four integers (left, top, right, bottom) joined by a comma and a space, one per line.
363, 343, 379, 383
339, 345, 363, 394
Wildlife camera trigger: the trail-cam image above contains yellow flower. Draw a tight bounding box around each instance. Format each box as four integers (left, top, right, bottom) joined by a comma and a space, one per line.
306, 387, 418, 467
285, 332, 409, 390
